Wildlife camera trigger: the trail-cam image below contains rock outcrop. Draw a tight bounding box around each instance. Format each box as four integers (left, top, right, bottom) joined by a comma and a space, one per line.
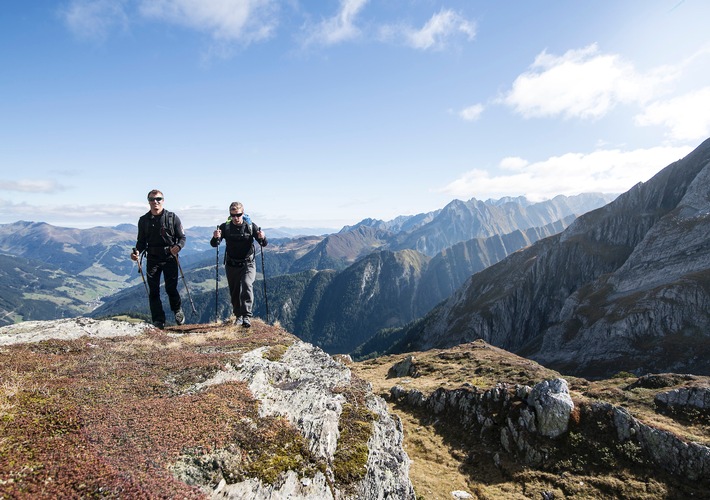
0, 317, 147, 345
390, 377, 710, 484
184, 341, 415, 499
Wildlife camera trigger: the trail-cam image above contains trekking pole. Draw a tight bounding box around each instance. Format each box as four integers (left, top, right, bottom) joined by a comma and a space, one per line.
258, 230, 270, 324
175, 254, 197, 315
135, 248, 149, 297
215, 226, 220, 323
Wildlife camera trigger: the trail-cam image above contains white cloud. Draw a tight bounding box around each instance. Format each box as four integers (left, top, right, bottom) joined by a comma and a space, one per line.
440, 145, 694, 201
61, 0, 278, 44
635, 87, 710, 141
405, 9, 475, 50
380, 9, 475, 51
301, 0, 369, 47
502, 44, 676, 120
0, 199, 149, 228
499, 157, 528, 171
0, 180, 68, 193
459, 103, 484, 121
60, 0, 129, 41
138, 0, 278, 42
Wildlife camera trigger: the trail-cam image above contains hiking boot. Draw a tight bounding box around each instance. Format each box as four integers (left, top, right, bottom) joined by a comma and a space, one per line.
234, 316, 243, 326
174, 308, 185, 325
153, 321, 165, 330
242, 317, 251, 328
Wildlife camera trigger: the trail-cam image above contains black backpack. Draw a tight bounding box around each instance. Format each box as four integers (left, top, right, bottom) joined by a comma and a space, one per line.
222, 221, 257, 265
223, 219, 253, 239
143, 210, 178, 246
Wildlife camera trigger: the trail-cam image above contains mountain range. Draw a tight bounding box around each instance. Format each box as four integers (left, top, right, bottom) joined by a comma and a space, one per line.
84, 194, 609, 350
0, 194, 610, 342
4, 137, 710, 381
380, 138, 710, 379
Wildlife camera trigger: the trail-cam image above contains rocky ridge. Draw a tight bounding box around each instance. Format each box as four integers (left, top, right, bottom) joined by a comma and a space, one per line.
0, 318, 414, 499
3, 319, 709, 498
179, 341, 414, 499
390, 138, 710, 378
353, 341, 710, 498
390, 378, 709, 484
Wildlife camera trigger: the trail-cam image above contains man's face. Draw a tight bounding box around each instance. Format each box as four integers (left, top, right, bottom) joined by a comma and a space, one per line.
230, 207, 243, 220
148, 193, 164, 213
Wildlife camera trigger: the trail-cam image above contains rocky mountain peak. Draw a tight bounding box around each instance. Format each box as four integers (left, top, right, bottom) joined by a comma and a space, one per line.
392, 138, 710, 378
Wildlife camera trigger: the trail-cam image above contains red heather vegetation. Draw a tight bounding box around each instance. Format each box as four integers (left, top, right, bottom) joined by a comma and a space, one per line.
0, 323, 317, 498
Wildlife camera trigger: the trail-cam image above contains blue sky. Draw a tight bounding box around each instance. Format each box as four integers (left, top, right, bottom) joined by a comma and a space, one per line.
1, 1, 709, 231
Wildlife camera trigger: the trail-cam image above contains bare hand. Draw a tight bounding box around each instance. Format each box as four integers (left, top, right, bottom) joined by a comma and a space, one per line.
213, 229, 221, 239
170, 245, 180, 256
130, 250, 139, 261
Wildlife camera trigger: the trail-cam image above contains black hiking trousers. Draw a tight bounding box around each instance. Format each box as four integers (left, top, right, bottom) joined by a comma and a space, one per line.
146, 256, 181, 324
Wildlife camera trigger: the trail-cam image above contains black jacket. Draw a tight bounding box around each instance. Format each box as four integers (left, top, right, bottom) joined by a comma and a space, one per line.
210, 220, 267, 261
136, 210, 186, 259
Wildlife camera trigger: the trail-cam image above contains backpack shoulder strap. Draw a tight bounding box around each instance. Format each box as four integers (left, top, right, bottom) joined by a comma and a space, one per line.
160, 210, 176, 244
167, 211, 175, 236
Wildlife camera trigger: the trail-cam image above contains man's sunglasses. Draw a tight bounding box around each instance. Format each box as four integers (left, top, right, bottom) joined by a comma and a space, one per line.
148, 197, 163, 202
230, 212, 243, 217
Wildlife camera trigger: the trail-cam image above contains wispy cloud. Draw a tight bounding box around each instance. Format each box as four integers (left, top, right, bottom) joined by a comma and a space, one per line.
61, 0, 278, 44
60, 0, 129, 41
0, 199, 148, 227
301, 0, 369, 47
458, 103, 484, 121
61, 1, 477, 54
380, 9, 475, 51
138, 0, 278, 43
0, 180, 69, 193
440, 145, 694, 201
501, 44, 677, 120
635, 87, 710, 141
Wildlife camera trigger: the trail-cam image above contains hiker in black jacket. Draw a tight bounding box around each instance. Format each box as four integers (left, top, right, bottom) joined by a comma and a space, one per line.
210, 201, 267, 327
130, 189, 186, 329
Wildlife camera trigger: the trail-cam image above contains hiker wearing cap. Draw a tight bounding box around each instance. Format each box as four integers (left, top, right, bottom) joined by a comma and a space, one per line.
130, 189, 186, 329
210, 202, 267, 328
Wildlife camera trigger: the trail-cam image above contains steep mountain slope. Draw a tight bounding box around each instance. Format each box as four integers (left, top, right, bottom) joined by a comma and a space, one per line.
251, 220, 574, 354
300, 249, 430, 353
289, 225, 392, 272
389, 138, 710, 378
413, 217, 574, 316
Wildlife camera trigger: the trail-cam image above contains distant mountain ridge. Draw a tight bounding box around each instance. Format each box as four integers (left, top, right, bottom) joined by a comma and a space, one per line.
383, 138, 710, 378
331, 193, 615, 260
1, 193, 613, 335
0, 221, 136, 276
257, 217, 579, 354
